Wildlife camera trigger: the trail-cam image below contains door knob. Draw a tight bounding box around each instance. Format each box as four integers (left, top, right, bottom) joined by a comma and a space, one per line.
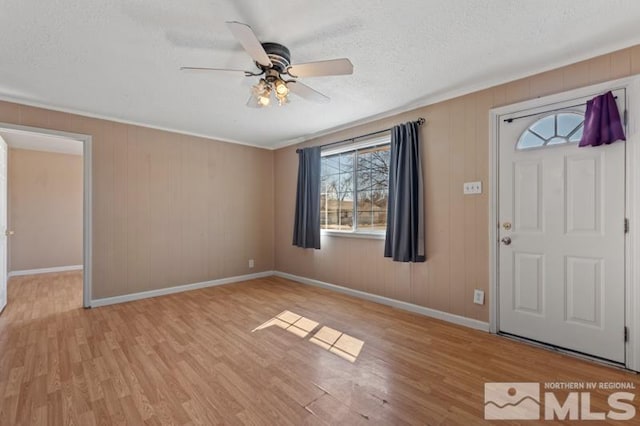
5, 230, 13, 237
501, 236, 512, 245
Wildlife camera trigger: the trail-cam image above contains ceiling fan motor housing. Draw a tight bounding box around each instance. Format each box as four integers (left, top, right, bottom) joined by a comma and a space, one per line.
259, 42, 291, 74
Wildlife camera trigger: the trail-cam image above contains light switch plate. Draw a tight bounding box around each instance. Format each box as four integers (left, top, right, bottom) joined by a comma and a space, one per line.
463, 181, 482, 195
473, 289, 485, 305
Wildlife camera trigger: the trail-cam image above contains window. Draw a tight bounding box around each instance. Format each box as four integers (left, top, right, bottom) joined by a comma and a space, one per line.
516, 112, 584, 150
320, 139, 390, 234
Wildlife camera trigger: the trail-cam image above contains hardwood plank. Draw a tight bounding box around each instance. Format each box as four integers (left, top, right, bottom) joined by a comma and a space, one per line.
1, 272, 639, 425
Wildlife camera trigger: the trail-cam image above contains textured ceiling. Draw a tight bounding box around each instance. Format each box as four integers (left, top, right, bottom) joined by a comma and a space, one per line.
1, 0, 640, 148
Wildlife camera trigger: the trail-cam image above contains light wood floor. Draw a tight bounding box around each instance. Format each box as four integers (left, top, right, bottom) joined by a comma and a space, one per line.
0, 273, 638, 425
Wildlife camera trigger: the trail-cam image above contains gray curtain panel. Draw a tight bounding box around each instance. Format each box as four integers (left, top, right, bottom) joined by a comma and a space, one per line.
384, 122, 426, 262
292, 146, 322, 249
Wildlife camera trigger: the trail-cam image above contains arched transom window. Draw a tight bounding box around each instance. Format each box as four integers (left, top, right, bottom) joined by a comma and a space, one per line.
517, 112, 584, 150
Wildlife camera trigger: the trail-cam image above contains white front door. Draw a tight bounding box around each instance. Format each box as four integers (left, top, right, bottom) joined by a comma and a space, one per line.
498, 89, 626, 363
0, 136, 7, 313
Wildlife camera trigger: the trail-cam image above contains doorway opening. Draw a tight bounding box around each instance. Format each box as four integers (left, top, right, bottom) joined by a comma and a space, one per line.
0, 124, 92, 313
489, 76, 640, 372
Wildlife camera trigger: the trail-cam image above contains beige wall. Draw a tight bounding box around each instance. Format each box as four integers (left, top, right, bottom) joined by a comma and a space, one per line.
2, 44, 639, 308
8, 148, 83, 271
0, 104, 275, 299
274, 45, 640, 323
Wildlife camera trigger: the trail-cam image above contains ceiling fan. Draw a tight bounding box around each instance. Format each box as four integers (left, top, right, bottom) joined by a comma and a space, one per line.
180, 21, 354, 108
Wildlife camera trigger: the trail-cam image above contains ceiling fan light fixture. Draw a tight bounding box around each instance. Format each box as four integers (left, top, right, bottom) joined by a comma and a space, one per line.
251, 78, 272, 107
274, 79, 289, 97
250, 77, 291, 107
277, 93, 289, 106
274, 79, 290, 106
257, 87, 271, 107
258, 93, 270, 107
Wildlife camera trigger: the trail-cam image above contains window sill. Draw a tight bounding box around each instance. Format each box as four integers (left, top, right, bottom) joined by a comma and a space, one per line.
321, 230, 386, 240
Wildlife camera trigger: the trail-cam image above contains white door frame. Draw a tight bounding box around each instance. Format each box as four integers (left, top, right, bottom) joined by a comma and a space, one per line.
489, 75, 640, 371
0, 122, 92, 308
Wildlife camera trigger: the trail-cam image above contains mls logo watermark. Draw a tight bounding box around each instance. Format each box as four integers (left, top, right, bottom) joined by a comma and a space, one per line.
485, 382, 636, 421
484, 383, 540, 420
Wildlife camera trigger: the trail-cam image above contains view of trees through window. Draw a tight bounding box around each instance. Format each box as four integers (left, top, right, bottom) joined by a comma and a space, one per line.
320, 143, 390, 232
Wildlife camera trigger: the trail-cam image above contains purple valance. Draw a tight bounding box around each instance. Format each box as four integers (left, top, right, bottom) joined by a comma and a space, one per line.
578, 91, 625, 147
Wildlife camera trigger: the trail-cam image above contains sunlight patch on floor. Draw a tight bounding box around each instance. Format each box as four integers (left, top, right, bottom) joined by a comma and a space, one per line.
253, 311, 364, 362
310, 326, 364, 363
252, 310, 319, 338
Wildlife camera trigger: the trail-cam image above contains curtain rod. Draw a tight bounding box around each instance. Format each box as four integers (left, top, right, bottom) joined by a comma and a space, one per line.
295, 117, 425, 153
504, 96, 618, 123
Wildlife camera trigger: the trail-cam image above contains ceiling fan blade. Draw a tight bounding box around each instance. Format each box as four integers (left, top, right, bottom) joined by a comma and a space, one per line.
180, 67, 249, 75
287, 58, 353, 78
225, 21, 272, 67
288, 81, 330, 103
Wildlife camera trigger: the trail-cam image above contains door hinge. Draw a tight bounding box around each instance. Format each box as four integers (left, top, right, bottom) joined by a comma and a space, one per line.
624, 109, 628, 126
625, 326, 629, 342
625, 218, 629, 234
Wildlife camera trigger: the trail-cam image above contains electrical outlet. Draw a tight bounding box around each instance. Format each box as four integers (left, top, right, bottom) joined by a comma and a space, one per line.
463, 181, 482, 195
473, 289, 485, 305
248, 259, 254, 268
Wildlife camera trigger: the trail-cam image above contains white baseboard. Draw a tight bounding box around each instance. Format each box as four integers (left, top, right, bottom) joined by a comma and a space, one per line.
8, 264, 83, 277
91, 270, 275, 308
90, 268, 490, 332
273, 271, 490, 332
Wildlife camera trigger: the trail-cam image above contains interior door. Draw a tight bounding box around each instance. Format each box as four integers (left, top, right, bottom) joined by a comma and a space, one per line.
498, 89, 626, 363
0, 136, 7, 313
